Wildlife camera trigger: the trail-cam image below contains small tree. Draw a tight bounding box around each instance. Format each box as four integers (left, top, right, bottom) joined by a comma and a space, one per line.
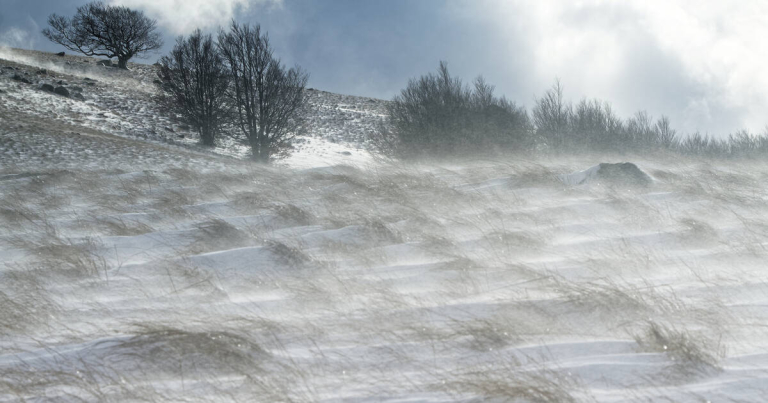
42, 1, 162, 69
157, 30, 230, 146
532, 80, 572, 150
218, 22, 308, 162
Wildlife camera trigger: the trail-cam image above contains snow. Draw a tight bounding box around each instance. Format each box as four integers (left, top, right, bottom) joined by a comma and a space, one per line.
3, 49, 768, 402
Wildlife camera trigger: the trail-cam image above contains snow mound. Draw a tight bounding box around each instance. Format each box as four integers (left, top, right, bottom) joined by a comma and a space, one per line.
560, 162, 653, 187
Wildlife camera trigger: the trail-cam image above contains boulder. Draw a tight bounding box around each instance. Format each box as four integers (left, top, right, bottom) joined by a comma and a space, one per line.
56, 51, 66, 57
39, 83, 55, 92
12, 74, 32, 84
54, 86, 70, 97
560, 162, 653, 187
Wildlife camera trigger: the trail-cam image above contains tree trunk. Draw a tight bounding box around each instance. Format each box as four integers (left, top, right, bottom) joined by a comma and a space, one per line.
117, 57, 129, 69
249, 136, 268, 163
200, 127, 214, 146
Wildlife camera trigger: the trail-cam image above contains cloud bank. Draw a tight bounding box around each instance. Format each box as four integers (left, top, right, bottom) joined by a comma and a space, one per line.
451, 0, 768, 135
0, 17, 39, 50
110, 0, 280, 35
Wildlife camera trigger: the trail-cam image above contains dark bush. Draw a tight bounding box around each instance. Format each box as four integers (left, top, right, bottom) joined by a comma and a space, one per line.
377, 62, 532, 159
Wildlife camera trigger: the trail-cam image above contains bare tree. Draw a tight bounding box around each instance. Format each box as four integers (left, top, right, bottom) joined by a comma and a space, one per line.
42, 1, 162, 69
157, 30, 230, 146
532, 79, 572, 150
218, 22, 308, 162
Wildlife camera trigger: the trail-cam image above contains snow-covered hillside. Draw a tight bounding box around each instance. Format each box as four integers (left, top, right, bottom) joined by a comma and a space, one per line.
3, 48, 768, 402
0, 48, 386, 167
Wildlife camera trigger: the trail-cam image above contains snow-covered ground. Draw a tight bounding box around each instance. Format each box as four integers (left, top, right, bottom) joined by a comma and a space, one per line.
3, 49, 768, 402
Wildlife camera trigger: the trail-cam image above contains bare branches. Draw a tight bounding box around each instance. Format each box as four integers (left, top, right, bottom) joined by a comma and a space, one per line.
157, 30, 231, 146
42, 1, 162, 69
218, 22, 309, 162
380, 62, 532, 159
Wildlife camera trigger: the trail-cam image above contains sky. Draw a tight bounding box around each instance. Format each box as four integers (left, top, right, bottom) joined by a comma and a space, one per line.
1, 0, 767, 136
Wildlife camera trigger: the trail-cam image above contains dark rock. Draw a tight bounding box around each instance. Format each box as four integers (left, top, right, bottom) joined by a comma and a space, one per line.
561, 162, 653, 187
85, 81, 96, 86
39, 83, 55, 92
164, 126, 174, 132
596, 163, 653, 186
3, 66, 14, 70
340, 151, 352, 156
177, 134, 185, 139
71, 86, 83, 92
56, 80, 65, 85
97, 59, 112, 67
72, 93, 85, 101
36, 69, 47, 75
12, 74, 32, 84
83, 77, 96, 82
152, 79, 162, 85
56, 52, 66, 57
0, 89, 5, 94
54, 86, 70, 97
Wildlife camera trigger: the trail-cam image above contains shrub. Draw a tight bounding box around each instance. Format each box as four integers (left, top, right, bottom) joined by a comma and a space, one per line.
377, 62, 532, 159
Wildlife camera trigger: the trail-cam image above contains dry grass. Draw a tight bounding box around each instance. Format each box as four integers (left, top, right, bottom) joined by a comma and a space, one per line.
442, 357, 588, 403
86, 215, 154, 236
634, 321, 725, 374
9, 233, 110, 278
189, 218, 252, 253
0, 267, 59, 336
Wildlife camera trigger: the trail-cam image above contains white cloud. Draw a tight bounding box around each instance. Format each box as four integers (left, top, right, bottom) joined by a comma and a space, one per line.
110, 0, 281, 35
0, 17, 39, 50
455, 0, 768, 135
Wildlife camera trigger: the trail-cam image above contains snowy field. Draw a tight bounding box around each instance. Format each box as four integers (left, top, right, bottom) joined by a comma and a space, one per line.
3, 49, 768, 402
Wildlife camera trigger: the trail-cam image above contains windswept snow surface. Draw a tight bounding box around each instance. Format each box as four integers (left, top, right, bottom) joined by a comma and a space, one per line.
3, 49, 768, 402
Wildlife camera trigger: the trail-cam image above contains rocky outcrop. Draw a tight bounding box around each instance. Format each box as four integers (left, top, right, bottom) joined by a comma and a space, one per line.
12, 74, 31, 84
560, 162, 653, 187
54, 86, 70, 97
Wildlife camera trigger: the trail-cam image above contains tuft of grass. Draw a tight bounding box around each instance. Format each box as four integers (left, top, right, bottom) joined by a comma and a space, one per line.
361, 218, 402, 244
452, 318, 519, 352
87, 215, 154, 236
9, 234, 109, 278
442, 358, 587, 403
634, 321, 724, 372
272, 203, 314, 226
112, 324, 269, 375
0, 267, 59, 336
190, 218, 252, 253
267, 241, 311, 269
232, 190, 269, 212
